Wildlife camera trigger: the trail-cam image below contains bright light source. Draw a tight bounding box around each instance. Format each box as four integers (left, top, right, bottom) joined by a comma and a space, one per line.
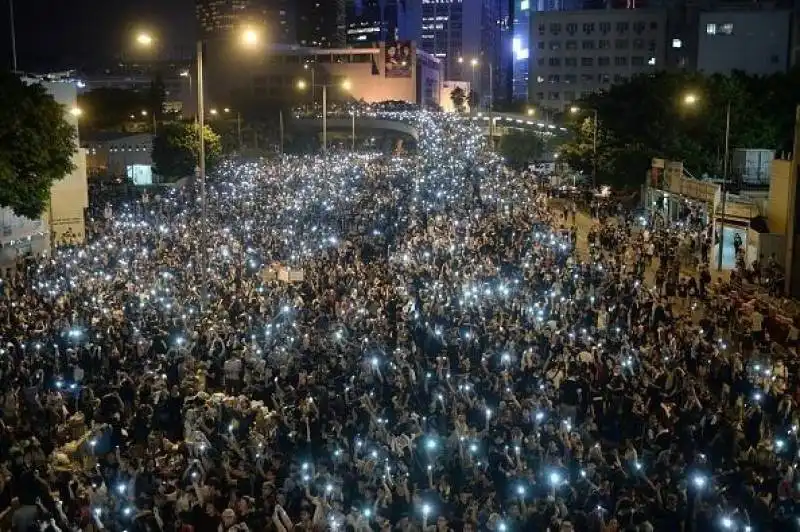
683, 93, 698, 105
70, 107, 83, 117
470, 58, 479, 67
341, 79, 352, 91
136, 33, 153, 46
241, 27, 259, 47
180, 70, 190, 78
672, 38, 682, 48
224, 107, 231, 113
520, 0, 530, 10
141, 110, 148, 116
210, 109, 218, 115
648, 57, 656, 66
297, 79, 308, 90
569, 106, 580, 114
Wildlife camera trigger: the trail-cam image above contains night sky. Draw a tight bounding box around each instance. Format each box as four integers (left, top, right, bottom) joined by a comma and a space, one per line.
0, 0, 197, 72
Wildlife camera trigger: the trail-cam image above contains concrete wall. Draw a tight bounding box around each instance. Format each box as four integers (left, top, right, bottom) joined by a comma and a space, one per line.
85, 134, 154, 178
697, 10, 791, 76
206, 43, 435, 106
3, 80, 88, 256
768, 159, 792, 236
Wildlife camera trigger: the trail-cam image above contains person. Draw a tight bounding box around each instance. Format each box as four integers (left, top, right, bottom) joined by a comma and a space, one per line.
0, 103, 792, 532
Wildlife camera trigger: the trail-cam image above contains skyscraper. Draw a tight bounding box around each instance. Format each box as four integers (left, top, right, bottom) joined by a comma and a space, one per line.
264, 0, 297, 44
345, 0, 404, 45
296, 0, 347, 47
512, 0, 530, 101
419, 0, 501, 82
196, 0, 259, 37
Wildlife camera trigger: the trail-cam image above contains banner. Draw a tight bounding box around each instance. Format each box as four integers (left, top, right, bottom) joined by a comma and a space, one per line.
385, 41, 412, 78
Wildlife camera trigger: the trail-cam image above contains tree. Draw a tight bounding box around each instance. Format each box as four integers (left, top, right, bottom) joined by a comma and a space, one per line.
152, 122, 222, 181
450, 87, 466, 113
0, 72, 77, 219
499, 130, 545, 169
558, 70, 791, 189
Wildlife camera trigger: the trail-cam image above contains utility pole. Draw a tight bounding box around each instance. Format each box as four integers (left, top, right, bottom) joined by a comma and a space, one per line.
9, 0, 17, 72
716, 101, 731, 271
197, 39, 208, 309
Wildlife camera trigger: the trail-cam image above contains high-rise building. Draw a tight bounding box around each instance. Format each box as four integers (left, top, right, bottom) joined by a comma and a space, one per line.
498, 0, 515, 105
345, 0, 405, 45
697, 9, 791, 76
512, 0, 530, 101
529, 8, 667, 111
264, 0, 297, 44
197, 0, 297, 43
419, 0, 501, 106
196, 0, 260, 37
296, 0, 347, 47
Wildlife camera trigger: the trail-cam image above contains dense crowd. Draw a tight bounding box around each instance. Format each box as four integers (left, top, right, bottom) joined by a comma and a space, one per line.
0, 110, 798, 532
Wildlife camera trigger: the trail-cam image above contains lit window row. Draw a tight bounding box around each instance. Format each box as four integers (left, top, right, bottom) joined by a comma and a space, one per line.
706, 23, 733, 35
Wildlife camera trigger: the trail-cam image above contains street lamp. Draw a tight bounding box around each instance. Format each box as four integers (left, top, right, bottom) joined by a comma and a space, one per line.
180, 70, 194, 120
683, 92, 731, 271
136, 32, 154, 46
70, 107, 83, 118
134, 26, 261, 309
241, 27, 260, 48
209, 108, 218, 116
527, 108, 535, 117
570, 105, 598, 190
223, 107, 243, 151
296, 78, 352, 154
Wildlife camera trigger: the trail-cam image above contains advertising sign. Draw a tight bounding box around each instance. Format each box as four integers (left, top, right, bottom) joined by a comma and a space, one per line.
385, 41, 413, 78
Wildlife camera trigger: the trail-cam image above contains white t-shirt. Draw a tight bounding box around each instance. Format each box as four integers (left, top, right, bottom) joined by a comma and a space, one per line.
224, 358, 243, 381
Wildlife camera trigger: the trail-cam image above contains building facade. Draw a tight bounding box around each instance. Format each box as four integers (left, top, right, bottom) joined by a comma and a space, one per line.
696, 9, 791, 76
83, 133, 155, 185
1, 79, 88, 261
197, 0, 260, 37
345, 0, 410, 45
419, 0, 501, 108
529, 8, 666, 111
205, 43, 442, 107
512, 0, 531, 101
296, 0, 347, 47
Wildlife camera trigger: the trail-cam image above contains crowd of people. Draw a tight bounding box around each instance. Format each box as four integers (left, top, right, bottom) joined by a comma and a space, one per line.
0, 109, 797, 532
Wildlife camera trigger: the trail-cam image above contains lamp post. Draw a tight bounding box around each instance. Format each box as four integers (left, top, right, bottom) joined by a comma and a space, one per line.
683, 92, 731, 271
297, 78, 352, 155
136, 26, 261, 309
180, 70, 195, 123
570, 106, 598, 190
141, 110, 157, 134
223, 107, 243, 151
303, 62, 316, 106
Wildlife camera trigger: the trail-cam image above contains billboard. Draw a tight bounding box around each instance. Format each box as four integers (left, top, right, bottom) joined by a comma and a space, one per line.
385, 41, 413, 78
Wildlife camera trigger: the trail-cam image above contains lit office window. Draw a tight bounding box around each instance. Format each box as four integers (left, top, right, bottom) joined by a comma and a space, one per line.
706, 23, 716, 35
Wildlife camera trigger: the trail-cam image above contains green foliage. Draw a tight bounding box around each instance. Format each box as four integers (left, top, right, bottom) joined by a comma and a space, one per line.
499, 130, 545, 170
0, 72, 77, 218
559, 69, 799, 189
152, 122, 222, 181
450, 87, 466, 113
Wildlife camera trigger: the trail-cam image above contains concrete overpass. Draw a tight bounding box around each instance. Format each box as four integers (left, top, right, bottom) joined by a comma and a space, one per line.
290, 111, 568, 141
290, 115, 419, 141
